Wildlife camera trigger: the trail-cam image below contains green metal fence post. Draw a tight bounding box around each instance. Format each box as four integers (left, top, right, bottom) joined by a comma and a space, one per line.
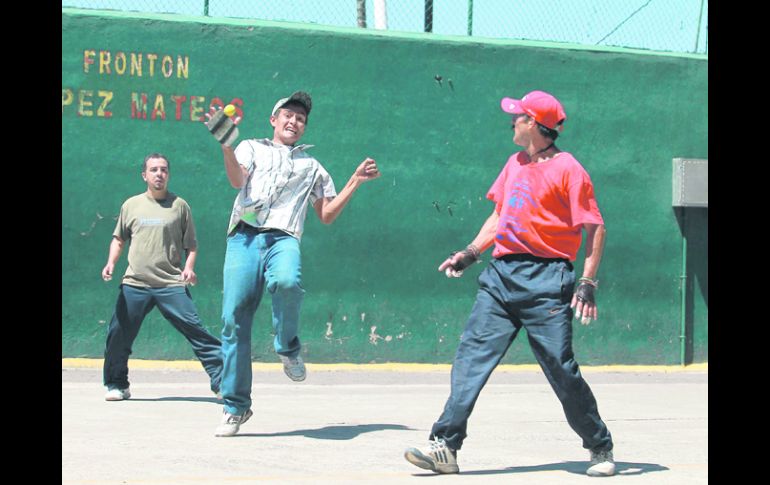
694, 0, 706, 53
680, 209, 688, 366
467, 0, 473, 36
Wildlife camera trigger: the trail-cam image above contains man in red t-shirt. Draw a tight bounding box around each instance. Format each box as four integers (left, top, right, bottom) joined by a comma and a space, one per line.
404, 90, 615, 477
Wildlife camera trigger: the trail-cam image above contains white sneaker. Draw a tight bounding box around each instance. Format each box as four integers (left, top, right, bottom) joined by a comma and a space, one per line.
280, 354, 306, 382
215, 409, 253, 437
104, 388, 131, 401
404, 438, 459, 474
587, 449, 616, 476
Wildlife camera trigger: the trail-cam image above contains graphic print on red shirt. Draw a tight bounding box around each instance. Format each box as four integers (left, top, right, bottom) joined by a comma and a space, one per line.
487, 151, 604, 261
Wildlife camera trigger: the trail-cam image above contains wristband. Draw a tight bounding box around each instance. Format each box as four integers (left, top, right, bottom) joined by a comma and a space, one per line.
578, 276, 599, 288
466, 244, 481, 260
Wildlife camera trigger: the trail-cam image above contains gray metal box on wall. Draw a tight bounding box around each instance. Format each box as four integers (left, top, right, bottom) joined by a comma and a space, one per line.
672, 158, 708, 207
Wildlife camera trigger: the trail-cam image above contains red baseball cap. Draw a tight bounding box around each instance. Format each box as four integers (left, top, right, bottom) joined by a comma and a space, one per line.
500, 90, 566, 130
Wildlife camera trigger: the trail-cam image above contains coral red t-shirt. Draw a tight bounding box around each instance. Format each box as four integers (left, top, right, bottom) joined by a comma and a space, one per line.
486, 151, 604, 261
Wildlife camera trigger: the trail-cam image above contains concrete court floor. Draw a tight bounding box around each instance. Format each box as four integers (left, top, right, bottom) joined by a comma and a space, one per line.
62, 360, 707, 484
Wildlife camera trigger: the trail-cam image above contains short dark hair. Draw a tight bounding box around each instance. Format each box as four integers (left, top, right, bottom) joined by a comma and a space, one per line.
513, 113, 561, 141
536, 121, 561, 141
142, 153, 170, 171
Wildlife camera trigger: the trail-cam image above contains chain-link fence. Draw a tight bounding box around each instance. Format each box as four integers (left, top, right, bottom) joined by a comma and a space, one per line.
62, 0, 708, 55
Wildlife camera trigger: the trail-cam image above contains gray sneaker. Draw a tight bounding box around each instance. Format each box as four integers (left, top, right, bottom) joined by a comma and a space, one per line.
215, 409, 253, 437
104, 388, 131, 401
587, 449, 616, 477
280, 354, 306, 382
404, 438, 459, 474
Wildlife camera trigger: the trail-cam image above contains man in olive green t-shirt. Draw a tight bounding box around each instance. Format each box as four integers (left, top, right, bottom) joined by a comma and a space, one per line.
100, 153, 223, 401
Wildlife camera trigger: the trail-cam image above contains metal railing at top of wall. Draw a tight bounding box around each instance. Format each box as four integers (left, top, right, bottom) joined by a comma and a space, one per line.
62, 0, 708, 56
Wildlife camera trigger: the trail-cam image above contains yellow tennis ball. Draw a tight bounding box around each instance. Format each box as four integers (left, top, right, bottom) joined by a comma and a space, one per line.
223, 104, 236, 117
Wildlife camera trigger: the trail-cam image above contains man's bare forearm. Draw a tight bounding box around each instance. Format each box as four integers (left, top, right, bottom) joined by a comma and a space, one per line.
469, 211, 500, 253
222, 145, 246, 188
581, 224, 606, 280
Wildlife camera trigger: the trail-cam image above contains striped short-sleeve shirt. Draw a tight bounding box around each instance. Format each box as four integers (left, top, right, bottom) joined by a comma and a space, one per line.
227, 138, 337, 240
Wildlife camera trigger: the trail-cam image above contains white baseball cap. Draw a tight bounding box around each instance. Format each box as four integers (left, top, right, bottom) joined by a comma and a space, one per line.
271, 91, 312, 116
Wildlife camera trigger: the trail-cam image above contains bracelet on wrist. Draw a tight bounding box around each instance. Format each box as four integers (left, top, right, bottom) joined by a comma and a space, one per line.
578, 276, 599, 288
466, 244, 481, 260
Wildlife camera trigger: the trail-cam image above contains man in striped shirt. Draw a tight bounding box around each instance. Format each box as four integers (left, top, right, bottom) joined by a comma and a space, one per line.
205, 91, 380, 437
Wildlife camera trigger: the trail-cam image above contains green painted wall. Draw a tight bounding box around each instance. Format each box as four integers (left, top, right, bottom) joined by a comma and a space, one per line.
62, 9, 708, 365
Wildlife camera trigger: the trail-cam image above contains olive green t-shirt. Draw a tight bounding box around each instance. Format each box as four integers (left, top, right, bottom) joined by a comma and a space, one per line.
113, 192, 197, 288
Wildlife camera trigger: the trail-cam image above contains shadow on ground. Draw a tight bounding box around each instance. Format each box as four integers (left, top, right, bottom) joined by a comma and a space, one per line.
412, 461, 668, 477
127, 396, 220, 403
236, 423, 415, 440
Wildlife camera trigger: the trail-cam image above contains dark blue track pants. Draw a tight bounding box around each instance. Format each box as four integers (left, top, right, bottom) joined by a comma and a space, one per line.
103, 284, 223, 392
430, 255, 613, 453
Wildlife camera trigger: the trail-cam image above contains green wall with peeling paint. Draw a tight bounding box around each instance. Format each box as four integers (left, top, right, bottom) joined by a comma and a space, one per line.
62, 9, 707, 365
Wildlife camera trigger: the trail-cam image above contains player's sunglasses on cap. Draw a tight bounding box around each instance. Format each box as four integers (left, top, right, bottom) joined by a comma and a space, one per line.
500, 90, 566, 130
272, 91, 312, 117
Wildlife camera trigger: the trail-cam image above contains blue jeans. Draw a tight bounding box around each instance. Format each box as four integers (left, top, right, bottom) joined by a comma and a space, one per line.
103, 284, 223, 392
430, 255, 613, 453
220, 227, 305, 414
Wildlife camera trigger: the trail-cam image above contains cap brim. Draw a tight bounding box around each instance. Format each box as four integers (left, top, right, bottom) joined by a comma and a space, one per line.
272, 97, 290, 116
272, 96, 311, 116
501, 97, 524, 114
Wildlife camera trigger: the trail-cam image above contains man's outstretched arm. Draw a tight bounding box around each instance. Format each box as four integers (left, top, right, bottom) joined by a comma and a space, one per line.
313, 157, 381, 224
439, 210, 499, 278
